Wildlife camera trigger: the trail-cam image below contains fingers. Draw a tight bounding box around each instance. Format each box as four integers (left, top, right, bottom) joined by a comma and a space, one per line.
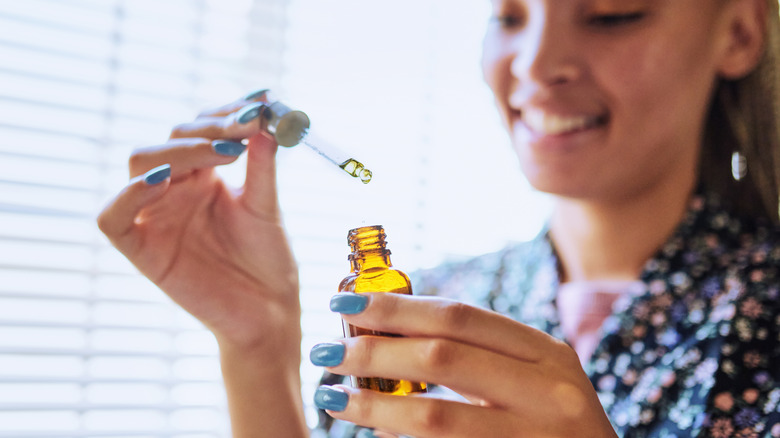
312, 336, 554, 412
128, 138, 247, 178
124, 88, 283, 218
171, 89, 274, 142
332, 293, 565, 363
169, 114, 265, 143
370, 431, 399, 438
196, 88, 271, 118
317, 296, 611, 437
316, 385, 521, 438
97, 164, 171, 255
163, 89, 281, 215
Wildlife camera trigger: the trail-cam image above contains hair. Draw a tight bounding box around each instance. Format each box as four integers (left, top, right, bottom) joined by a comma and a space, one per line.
701, 0, 780, 224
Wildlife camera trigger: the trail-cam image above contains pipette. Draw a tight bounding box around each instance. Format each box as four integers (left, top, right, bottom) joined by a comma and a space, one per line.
258, 100, 372, 184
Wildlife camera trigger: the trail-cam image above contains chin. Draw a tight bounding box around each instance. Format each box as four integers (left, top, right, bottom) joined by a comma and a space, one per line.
521, 165, 614, 201
528, 180, 591, 200
519, 157, 585, 196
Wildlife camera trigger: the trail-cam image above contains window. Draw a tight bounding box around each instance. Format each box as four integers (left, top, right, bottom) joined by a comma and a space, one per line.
0, 0, 548, 435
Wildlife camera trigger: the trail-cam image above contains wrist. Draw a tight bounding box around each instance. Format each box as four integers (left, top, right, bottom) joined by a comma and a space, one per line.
218, 334, 308, 438
216, 318, 302, 364
209, 283, 302, 355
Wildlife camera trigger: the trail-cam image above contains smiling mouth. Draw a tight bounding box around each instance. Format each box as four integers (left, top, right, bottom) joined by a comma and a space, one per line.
520, 108, 608, 136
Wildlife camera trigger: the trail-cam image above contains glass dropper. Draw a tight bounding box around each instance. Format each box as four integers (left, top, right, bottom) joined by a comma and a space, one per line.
259, 100, 372, 184
299, 130, 372, 184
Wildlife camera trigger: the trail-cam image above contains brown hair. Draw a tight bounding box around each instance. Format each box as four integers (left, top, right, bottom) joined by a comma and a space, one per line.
701, 1, 780, 224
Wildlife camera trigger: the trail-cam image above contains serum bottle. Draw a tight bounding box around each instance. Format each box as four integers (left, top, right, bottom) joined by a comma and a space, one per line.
338, 225, 427, 395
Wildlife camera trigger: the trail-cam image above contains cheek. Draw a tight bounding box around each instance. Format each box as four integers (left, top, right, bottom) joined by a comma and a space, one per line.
588, 37, 716, 192
599, 40, 675, 110
597, 34, 716, 136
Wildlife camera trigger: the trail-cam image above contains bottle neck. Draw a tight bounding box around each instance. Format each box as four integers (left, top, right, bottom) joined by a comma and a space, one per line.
354, 250, 392, 271
348, 225, 392, 272
347, 254, 359, 273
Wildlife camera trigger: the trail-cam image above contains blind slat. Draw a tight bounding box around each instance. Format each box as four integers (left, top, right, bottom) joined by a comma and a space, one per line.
0, 377, 220, 384
0, 404, 222, 412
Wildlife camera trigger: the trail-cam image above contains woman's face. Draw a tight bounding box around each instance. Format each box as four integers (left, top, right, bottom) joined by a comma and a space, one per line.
482, 0, 729, 201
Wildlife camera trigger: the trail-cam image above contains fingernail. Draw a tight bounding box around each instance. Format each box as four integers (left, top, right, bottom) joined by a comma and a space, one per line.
310, 342, 345, 367
236, 102, 266, 124
243, 88, 270, 101
356, 428, 379, 438
212, 140, 246, 157
314, 386, 349, 412
330, 293, 368, 314
143, 164, 171, 185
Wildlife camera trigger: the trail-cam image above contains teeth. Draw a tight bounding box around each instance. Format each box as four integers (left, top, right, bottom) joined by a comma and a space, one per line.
522, 109, 602, 135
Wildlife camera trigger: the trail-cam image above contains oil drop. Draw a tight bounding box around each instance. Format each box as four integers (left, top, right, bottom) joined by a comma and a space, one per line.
339, 158, 372, 184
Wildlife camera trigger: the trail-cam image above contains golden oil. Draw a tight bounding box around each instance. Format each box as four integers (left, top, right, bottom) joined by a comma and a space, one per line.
338, 158, 372, 184
338, 225, 427, 395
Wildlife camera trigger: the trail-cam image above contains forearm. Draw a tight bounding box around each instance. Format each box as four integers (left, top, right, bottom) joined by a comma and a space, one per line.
219, 343, 309, 438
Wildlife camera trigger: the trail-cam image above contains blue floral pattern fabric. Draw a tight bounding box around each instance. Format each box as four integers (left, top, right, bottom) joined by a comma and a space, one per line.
317, 192, 780, 437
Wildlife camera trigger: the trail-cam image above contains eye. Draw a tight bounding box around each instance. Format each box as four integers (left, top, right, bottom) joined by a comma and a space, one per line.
491, 14, 525, 31
588, 12, 645, 27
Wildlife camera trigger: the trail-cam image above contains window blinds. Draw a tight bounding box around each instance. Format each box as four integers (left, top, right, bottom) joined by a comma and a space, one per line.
0, 0, 287, 436
0, 0, 545, 436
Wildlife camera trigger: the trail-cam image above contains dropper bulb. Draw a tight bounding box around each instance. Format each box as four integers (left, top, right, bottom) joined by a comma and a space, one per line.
262, 101, 311, 147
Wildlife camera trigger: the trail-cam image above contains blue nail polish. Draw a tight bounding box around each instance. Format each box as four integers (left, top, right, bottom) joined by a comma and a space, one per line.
330, 293, 368, 314
212, 140, 246, 157
314, 386, 349, 412
243, 88, 270, 101
356, 428, 379, 438
144, 164, 171, 185
236, 102, 266, 124
310, 342, 345, 367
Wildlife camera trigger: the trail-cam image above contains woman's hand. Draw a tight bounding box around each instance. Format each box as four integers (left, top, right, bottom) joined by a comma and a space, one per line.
98, 91, 310, 437
312, 292, 618, 438
97, 90, 300, 353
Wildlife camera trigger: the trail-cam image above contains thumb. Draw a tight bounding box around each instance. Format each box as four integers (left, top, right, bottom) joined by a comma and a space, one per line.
241, 131, 282, 216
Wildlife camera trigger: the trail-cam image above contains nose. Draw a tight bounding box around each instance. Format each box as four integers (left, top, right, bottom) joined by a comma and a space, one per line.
510, 14, 581, 88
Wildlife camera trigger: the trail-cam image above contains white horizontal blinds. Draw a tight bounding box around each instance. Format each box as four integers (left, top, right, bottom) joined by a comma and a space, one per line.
0, 0, 288, 436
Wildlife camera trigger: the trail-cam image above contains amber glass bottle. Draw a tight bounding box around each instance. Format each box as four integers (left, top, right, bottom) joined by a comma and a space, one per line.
338, 225, 427, 395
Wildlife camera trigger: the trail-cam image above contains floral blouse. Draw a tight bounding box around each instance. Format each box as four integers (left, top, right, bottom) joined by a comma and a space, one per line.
317, 192, 780, 437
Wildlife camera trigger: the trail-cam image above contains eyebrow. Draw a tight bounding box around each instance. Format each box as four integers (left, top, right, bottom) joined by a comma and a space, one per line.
586, 0, 652, 9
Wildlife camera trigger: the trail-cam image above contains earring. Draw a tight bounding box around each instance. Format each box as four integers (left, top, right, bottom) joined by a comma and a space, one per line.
731, 151, 747, 181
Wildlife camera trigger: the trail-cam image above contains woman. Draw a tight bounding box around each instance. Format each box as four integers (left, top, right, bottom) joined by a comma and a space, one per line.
98, 0, 779, 436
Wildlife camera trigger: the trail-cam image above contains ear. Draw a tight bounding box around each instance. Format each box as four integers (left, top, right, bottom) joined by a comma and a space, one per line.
716, 0, 767, 79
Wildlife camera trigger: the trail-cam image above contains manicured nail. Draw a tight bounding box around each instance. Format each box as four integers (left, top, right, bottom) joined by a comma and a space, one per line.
310, 342, 345, 367
314, 386, 349, 412
143, 164, 171, 185
236, 102, 266, 124
212, 140, 246, 157
356, 428, 379, 438
330, 293, 368, 314
243, 88, 270, 101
